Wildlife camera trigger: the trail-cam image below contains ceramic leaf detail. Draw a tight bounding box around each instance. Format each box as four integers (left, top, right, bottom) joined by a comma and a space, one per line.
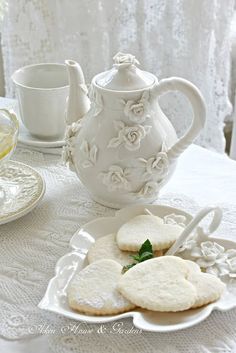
79, 83, 88, 95
87, 85, 103, 117
107, 137, 122, 149
99, 165, 130, 192
80, 140, 98, 168
62, 121, 83, 171
82, 160, 93, 168
108, 120, 151, 151
90, 145, 98, 164
113, 120, 125, 131
136, 181, 161, 198
65, 121, 82, 139
80, 140, 89, 155
121, 90, 151, 124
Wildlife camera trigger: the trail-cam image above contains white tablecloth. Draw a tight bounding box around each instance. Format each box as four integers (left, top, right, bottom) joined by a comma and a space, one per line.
1, 124, 236, 351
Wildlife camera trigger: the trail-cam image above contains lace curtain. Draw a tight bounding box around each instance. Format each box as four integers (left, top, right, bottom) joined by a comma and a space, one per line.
1, 0, 235, 152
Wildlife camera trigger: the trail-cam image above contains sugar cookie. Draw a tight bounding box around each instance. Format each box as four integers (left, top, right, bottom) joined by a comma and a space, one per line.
68, 259, 135, 315
117, 215, 184, 251
185, 260, 225, 308
87, 233, 163, 266
87, 234, 134, 266
118, 256, 197, 312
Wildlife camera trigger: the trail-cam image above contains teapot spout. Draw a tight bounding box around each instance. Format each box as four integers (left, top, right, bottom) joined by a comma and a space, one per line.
65, 60, 90, 124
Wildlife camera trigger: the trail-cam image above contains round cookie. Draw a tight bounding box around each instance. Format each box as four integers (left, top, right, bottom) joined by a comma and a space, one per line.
118, 256, 197, 312
117, 215, 184, 251
68, 259, 135, 315
184, 260, 225, 308
87, 233, 163, 266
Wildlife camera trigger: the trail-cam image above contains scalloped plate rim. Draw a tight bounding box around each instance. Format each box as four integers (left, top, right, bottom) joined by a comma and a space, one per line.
38, 204, 236, 332
0, 160, 46, 225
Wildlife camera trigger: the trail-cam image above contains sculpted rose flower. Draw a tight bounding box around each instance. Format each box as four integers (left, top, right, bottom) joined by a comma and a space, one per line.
204, 249, 236, 277
123, 91, 150, 124
227, 259, 236, 277
63, 122, 82, 170
108, 121, 151, 151
120, 125, 147, 151
177, 232, 236, 278
100, 165, 129, 191
62, 145, 70, 164
226, 249, 236, 278
145, 152, 169, 179
137, 181, 160, 198
178, 238, 196, 253
163, 213, 186, 228
200, 241, 224, 259
194, 241, 225, 268
113, 52, 139, 68
88, 85, 103, 117
65, 122, 82, 139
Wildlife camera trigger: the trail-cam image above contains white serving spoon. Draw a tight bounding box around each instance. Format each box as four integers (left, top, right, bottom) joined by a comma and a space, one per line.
144, 206, 222, 256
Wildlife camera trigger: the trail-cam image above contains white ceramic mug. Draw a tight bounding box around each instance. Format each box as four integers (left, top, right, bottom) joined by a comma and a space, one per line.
12, 63, 69, 139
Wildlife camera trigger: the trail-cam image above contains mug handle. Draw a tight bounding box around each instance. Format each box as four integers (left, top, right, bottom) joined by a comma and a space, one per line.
152, 77, 206, 161
0, 109, 18, 162
0, 108, 19, 133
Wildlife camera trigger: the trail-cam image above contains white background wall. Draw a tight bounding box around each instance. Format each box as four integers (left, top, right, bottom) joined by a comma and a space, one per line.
0, 34, 5, 96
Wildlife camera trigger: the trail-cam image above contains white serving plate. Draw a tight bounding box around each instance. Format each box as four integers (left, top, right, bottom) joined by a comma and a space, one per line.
0, 161, 45, 225
39, 204, 236, 332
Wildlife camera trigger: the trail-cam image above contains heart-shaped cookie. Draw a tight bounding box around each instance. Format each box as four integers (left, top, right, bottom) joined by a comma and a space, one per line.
87, 233, 163, 266
118, 256, 197, 312
185, 260, 225, 308
117, 215, 184, 251
87, 234, 134, 266
68, 259, 135, 315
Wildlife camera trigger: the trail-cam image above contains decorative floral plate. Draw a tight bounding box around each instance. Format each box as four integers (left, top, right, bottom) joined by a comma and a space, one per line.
0, 161, 45, 225
38, 204, 236, 332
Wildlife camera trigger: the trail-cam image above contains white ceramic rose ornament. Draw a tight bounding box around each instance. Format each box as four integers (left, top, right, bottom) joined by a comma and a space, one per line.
63, 52, 206, 208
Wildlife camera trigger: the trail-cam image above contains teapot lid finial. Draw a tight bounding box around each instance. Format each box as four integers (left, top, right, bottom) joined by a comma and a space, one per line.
112, 52, 140, 69
95, 52, 155, 91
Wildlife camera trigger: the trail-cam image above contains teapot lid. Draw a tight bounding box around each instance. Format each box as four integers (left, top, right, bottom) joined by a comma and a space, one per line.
95, 52, 155, 91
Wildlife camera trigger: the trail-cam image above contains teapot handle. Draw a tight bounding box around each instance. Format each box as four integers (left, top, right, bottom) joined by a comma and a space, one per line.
153, 77, 206, 161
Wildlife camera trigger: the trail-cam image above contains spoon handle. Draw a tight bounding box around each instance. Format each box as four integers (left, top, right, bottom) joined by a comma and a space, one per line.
165, 206, 222, 256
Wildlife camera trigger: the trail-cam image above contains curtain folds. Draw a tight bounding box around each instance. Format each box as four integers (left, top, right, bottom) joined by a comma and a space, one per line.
1, 0, 235, 152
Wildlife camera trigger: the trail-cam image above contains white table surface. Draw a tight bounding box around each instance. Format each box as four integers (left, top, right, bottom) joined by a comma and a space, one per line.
0, 93, 236, 353
162, 145, 236, 204
1, 144, 236, 353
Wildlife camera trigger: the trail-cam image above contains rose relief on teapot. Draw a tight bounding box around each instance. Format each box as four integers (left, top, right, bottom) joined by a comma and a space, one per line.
63, 52, 206, 208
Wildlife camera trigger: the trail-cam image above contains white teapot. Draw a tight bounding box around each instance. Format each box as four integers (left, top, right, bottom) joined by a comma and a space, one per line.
63, 52, 206, 208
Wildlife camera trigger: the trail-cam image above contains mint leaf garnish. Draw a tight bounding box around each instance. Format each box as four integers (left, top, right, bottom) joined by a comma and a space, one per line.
139, 251, 153, 262
122, 239, 154, 273
139, 239, 152, 257
130, 254, 140, 261
122, 263, 136, 273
